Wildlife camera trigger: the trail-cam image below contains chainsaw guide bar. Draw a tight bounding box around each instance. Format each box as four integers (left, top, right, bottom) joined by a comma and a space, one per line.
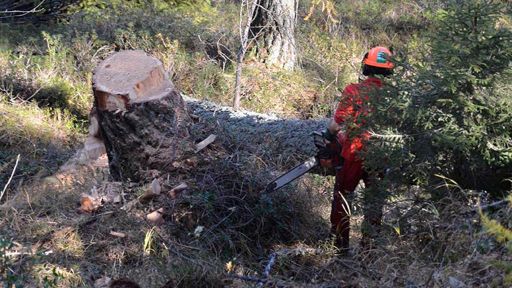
264, 156, 318, 193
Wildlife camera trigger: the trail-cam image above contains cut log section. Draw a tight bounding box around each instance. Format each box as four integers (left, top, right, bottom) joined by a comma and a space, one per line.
92, 50, 192, 182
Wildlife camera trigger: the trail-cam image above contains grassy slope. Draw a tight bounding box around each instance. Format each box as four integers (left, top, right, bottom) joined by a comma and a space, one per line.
0, 0, 510, 287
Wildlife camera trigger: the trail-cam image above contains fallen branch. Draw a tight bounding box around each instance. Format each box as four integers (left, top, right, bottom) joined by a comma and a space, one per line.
109, 231, 126, 238
256, 252, 278, 287
238, 246, 324, 286
0, 0, 45, 18
0, 154, 20, 203
262, 252, 277, 278
168, 182, 188, 199
459, 198, 511, 215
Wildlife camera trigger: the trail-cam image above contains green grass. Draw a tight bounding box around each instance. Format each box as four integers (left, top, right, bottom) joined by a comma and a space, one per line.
0, 99, 82, 191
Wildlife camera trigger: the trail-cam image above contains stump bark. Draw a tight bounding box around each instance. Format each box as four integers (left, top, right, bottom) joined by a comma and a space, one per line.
92, 50, 192, 182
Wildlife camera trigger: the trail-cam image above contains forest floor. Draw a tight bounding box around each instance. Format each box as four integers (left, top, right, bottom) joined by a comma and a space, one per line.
1, 98, 509, 287
0, 1, 510, 287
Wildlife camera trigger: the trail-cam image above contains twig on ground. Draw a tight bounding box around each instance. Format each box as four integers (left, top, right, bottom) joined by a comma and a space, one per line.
262, 252, 277, 278
474, 199, 509, 213
0, 0, 46, 18
242, 246, 326, 286
0, 154, 20, 203
256, 252, 278, 287
227, 274, 265, 283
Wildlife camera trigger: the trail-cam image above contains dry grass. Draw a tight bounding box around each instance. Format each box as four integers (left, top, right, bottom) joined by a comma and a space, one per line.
1, 135, 509, 287
0, 100, 82, 205
1, 138, 330, 287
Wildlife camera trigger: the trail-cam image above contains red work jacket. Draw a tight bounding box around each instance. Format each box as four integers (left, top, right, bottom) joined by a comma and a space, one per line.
334, 77, 383, 162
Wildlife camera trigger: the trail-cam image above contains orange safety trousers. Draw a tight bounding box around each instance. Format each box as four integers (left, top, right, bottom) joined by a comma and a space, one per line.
330, 146, 367, 249
330, 77, 385, 249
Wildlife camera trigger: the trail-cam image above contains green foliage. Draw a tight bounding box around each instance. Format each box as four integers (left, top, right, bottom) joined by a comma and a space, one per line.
0, 237, 66, 287
431, 1, 512, 92
480, 212, 512, 247
480, 194, 512, 285
0, 237, 21, 287
364, 0, 512, 194
324, 0, 438, 40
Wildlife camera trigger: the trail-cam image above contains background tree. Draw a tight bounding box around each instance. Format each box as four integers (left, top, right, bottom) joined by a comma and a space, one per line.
233, 0, 258, 110
250, 0, 298, 70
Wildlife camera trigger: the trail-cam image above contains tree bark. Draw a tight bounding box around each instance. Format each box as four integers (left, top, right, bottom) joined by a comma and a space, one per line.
250, 0, 297, 70
186, 96, 326, 166
92, 50, 192, 182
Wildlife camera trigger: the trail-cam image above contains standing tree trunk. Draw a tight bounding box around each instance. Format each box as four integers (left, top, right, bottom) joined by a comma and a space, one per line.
250, 0, 297, 70
234, 0, 259, 110
92, 50, 192, 182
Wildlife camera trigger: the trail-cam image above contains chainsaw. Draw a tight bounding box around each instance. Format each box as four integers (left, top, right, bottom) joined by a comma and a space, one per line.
264, 130, 344, 193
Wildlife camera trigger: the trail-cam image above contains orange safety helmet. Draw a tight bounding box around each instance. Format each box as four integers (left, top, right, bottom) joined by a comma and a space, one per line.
363, 46, 394, 69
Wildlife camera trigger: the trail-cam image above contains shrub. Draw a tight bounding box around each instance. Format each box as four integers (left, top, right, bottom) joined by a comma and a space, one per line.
364, 0, 512, 196
480, 194, 512, 285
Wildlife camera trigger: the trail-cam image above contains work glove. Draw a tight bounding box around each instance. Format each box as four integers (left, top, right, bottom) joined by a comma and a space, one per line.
322, 128, 336, 142
313, 129, 337, 160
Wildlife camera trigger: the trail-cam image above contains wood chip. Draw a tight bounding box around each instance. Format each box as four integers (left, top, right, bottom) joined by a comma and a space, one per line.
121, 199, 138, 211
79, 195, 102, 213
151, 178, 161, 195
168, 183, 188, 199
109, 231, 126, 238
79, 183, 123, 213
195, 134, 217, 153
139, 178, 161, 203
146, 208, 165, 225
94, 276, 112, 288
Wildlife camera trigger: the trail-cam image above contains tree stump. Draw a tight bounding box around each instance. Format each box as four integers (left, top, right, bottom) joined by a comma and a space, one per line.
92, 50, 192, 182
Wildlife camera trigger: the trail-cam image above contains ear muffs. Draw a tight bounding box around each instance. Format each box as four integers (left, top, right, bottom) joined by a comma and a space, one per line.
361, 52, 370, 76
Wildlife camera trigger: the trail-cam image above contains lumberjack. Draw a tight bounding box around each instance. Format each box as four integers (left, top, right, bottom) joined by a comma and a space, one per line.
267, 47, 395, 253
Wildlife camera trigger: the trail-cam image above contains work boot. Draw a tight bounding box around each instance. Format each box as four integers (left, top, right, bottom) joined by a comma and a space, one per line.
330, 228, 351, 256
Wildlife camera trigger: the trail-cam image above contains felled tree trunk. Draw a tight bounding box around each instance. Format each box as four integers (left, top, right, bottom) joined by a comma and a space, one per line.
92, 50, 192, 182
185, 96, 327, 167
